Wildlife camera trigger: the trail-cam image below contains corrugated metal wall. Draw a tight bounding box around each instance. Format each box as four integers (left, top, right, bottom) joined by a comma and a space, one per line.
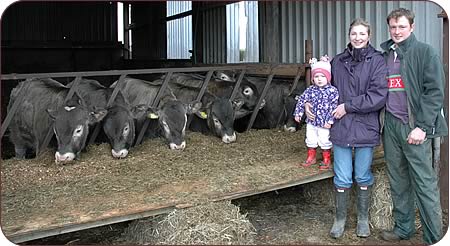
226, 1, 259, 63
202, 6, 227, 64
167, 1, 192, 59
1, 2, 117, 43
279, 0, 444, 63
167, 16, 193, 59
1, 2, 122, 74
244, 1, 259, 62
226, 3, 240, 63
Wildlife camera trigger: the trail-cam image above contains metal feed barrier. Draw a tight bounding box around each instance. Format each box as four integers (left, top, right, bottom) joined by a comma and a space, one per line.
1, 64, 306, 156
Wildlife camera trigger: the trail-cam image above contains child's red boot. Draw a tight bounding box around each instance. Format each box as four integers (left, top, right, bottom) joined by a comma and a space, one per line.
319, 148, 331, 170
302, 147, 317, 167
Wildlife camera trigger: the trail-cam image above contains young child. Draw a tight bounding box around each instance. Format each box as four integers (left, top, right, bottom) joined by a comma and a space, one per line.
293, 55, 339, 170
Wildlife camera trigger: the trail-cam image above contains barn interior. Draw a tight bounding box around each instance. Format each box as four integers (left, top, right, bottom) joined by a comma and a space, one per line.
0, 1, 448, 244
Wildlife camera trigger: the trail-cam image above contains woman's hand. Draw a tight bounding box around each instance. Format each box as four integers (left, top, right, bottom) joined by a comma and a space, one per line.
332, 103, 347, 119
305, 102, 315, 121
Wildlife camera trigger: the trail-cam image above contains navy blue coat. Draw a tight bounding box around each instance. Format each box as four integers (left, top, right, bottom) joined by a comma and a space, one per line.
330, 44, 388, 147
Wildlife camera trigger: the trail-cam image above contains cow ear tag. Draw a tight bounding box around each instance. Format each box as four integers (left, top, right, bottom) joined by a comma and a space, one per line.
64, 106, 76, 111
199, 111, 208, 119
148, 113, 159, 119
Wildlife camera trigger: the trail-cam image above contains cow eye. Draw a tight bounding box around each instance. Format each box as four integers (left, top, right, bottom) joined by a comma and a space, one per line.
73, 125, 84, 137
123, 123, 130, 137
213, 118, 221, 125
243, 87, 253, 96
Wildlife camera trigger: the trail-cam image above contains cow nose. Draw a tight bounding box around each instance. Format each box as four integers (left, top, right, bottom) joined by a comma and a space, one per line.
169, 141, 186, 150
55, 152, 76, 163
112, 149, 129, 158
222, 132, 236, 143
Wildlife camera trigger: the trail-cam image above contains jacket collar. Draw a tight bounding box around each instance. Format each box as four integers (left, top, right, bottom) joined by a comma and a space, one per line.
342, 43, 376, 62
381, 33, 417, 54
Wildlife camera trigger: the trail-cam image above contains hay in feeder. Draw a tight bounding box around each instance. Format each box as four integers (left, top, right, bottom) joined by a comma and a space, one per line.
370, 165, 394, 230
120, 201, 257, 245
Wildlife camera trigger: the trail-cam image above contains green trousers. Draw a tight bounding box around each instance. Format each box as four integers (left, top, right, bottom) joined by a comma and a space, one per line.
383, 112, 442, 244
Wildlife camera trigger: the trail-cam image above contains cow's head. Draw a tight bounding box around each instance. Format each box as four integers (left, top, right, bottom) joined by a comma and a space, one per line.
213, 70, 236, 82
148, 97, 202, 150
212, 72, 264, 119
282, 94, 301, 132
196, 95, 243, 143
47, 93, 107, 163
102, 91, 138, 158
234, 80, 265, 119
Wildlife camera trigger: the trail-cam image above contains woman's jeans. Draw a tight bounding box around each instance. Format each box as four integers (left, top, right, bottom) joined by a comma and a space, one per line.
333, 144, 374, 189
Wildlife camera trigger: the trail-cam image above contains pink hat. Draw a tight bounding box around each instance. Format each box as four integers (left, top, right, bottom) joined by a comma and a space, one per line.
310, 55, 332, 82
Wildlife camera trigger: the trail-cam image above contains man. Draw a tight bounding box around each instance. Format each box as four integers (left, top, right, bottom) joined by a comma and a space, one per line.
380, 8, 448, 244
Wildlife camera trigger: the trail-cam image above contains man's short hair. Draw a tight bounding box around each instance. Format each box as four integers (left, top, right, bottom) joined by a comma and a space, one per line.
386, 8, 415, 25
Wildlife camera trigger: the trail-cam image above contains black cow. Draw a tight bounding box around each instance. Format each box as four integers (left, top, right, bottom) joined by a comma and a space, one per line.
101, 91, 142, 158
283, 88, 304, 132
238, 76, 305, 131
168, 82, 243, 143
213, 71, 305, 132
169, 72, 262, 119
111, 77, 201, 150
7, 78, 106, 162
68, 78, 142, 158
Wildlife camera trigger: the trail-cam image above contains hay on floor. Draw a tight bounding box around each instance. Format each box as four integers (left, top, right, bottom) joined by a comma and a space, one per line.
120, 201, 257, 245
300, 178, 334, 206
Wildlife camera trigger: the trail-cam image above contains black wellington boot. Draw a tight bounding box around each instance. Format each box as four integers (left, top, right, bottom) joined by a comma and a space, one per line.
330, 188, 349, 238
356, 185, 371, 237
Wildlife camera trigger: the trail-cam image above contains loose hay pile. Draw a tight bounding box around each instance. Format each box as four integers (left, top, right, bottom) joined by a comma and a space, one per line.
370, 165, 394, 230
370, 165, 422, 231
120, 201, 257, 245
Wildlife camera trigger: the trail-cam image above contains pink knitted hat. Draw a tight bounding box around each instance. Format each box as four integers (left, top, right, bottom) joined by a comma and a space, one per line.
310, 55, 332, 82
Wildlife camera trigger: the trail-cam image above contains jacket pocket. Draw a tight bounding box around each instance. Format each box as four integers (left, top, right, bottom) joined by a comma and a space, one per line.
354, 113, 380, 144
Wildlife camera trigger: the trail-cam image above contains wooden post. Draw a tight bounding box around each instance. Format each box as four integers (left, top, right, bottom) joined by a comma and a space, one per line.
304, 40, 313, 88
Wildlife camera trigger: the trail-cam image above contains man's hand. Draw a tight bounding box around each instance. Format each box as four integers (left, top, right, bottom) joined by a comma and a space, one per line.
324, 123, 332, 129
294, 116, 301, 123
332, 103, 346, 119
305, 102, 315, 121
407, 127, 427, 145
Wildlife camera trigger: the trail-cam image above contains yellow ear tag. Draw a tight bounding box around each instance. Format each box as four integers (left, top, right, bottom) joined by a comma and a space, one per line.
199, 111, 208, 119
148, 113, 159, 119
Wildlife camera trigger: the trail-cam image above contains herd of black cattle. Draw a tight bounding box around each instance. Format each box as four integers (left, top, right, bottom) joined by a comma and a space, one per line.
6, 71, 306, 163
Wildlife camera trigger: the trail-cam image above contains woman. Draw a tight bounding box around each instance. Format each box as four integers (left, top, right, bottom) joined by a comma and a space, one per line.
327, 18, 388, 238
